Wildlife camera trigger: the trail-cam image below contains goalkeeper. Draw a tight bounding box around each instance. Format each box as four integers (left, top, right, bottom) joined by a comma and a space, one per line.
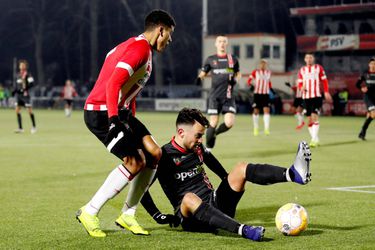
141, 108, 312, 241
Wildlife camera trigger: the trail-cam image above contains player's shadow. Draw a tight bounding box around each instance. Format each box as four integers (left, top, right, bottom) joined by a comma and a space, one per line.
320, 140, 359, 147
221, 148, 297, 159
234, 201, 327, 226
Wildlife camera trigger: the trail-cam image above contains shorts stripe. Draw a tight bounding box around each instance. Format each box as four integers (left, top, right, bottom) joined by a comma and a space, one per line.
106, 131, 124, 152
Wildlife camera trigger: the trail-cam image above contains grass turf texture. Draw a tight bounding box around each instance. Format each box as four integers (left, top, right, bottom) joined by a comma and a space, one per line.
0, 109, 374, 249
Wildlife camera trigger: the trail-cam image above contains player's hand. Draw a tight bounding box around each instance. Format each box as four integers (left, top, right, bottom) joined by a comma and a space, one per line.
105, 116, 130, 142
324, 92, 333, 103
229, 76, 236, 87
195, 77, 202, 86
285, 82, 291, 88
153, 212, 180, 227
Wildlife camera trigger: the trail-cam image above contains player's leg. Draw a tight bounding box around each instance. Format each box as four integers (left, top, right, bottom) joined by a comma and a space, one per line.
216, 98, 236, 136
14, 104, 24, 133
180, 192, 264, 241
295, 105, 305, 129
227, 142, 311, 193
216, 112, 235, 136
359, 96, 375, 140
27, 106, 37, 133
263, 106, 271, 135
252, 95, 260, 136
117, 132, 162, 235
252, 108, 260, 136
206, 115, 219, 149
64, 100, 70, 117
76, 111, 146, 237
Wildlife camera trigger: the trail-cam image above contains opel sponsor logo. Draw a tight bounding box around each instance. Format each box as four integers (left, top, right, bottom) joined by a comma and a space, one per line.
174, 166, 203, 181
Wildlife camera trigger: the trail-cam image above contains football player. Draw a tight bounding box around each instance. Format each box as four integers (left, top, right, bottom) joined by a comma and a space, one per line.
75, 9, 175, 238
141, 108, 312, 242
357, 57, 375, 140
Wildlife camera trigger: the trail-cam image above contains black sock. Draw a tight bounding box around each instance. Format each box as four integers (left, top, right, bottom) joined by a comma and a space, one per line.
206, 126, 216, 148
361, 117, 373, 134
246, 163, 289, 185
30, 113, 36, 127
215, 123, 230, 135
193, 202, 240, 234
17, 113, 22, 129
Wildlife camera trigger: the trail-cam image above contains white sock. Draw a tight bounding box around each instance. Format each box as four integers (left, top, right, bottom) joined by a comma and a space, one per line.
252, 114, 259, 129
296, 112, 304, 125
85, 164, 133, 215
64, 108, 69, 116
263, 113, 270, 130
122, 167, 156, 215
312, 122, 320, 142
238, 224, 245, 235
308, 123, 313, 138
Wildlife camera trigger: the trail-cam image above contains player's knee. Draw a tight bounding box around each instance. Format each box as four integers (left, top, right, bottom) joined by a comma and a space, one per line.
225, 121, 234, 128
232, 162, 247, 178
182, 192, 200, 208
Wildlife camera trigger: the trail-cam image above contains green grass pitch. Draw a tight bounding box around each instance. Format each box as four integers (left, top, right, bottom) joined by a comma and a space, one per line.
1, 109, 374, 249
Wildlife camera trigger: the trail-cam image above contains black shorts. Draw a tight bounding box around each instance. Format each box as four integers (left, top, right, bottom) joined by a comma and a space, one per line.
64, 99, 73, 106
180, 178, 244, 232
252, 94, 270, 110
364, 94, 375, 112
207, 97, 236, 115
15, 95, 31, 107
303, 97, 322, 116
84, 109, 151, 160
293, 98, 303, 108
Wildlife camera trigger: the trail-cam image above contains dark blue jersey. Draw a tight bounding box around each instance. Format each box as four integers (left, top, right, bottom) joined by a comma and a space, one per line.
202, 54, 239, 99
141, 137, 228, 215
356, 70, 375, 98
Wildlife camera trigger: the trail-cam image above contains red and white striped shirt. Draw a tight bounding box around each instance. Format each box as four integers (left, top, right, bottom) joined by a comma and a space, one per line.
61, 85, 77, 100
297, 64, 329, 99
85, 34, 152, 117
247, 69, 272, 94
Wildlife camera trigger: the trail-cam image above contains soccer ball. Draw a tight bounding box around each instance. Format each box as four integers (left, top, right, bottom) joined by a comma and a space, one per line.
275, 203, 308, 236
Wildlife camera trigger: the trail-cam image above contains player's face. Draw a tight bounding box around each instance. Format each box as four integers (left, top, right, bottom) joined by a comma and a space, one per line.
304, 54, 315, 66
260, 61, 267, 70
182, 122, 205, 151
155, 26, 174, 53
369, 61, 375, 72
19, 62, 27, 71
215, 36, 228, 54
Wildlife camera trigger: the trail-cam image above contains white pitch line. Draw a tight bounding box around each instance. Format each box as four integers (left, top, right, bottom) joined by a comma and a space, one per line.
326, 185, 375, 194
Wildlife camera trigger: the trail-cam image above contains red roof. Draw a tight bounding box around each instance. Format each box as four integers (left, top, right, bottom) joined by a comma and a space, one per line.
290, 3, 375, 16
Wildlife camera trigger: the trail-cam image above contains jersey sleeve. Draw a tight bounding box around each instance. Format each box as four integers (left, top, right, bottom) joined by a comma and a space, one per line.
203, 149, 228, 180
233, 56, 240, 73
318, 65, 329, 92
106, 41, 150, 118
247, 70, 256, 85
356, 72, 366, 89
297, 69, 303, 88
201, 57, 212, 73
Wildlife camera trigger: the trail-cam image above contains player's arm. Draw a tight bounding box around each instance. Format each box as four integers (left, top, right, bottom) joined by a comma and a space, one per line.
195, 58, 211, 85
297, 70, 304, 91
269, 80, 276, 95
105, 42, 149, 132
203, 147, 228, 180
140, 162, 180, 227
356, 73, 368, 93
26, 75, 35, 89
319, 65, 332, 103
